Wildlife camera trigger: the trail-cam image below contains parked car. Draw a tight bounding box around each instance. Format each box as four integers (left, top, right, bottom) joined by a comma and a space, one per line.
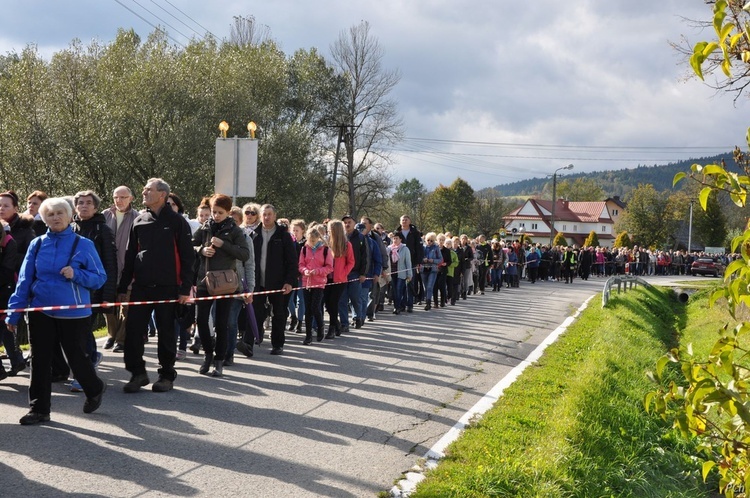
691, 257, 725, 277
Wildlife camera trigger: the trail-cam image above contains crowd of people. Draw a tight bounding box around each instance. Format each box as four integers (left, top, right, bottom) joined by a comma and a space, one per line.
0, 178, 733, 426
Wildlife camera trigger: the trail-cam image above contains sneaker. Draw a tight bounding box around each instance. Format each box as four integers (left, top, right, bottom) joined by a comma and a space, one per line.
103, 338, 115, 349
175, 349, 187, 361
270, 347, 284, 355
152, 377, 174, 392
112, 343, 124, 353
19, 411, 50, 425
70, 379, 83, 392
92, 351, 103, 368
123, 373, 150, 393
83, 382, 106, 413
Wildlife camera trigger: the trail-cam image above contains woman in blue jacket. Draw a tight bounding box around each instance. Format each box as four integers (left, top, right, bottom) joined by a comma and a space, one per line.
6, 198, 107, 425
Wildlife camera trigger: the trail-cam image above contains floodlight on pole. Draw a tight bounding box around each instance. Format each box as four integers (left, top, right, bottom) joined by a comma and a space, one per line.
549, 164, 574, 247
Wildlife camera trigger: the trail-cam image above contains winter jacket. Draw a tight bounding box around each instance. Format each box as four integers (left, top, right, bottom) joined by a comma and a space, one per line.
446, 249, 459, 278
0, 232, 19, 311
362, 235, 382, 289
118, 205, 195, 296
347, 229, 368, 277
298, 243, 334, 288
421, 242, 443, 273
7, 226, 106, 325
236, 233, 255, 293
251, 222, 297, 291
388, 243, 413, 280
393, 224, 423, 267
73, 212, 118, 310
331, 242, 355, 284
7, 213, 36, 266
192, 217, 250, 291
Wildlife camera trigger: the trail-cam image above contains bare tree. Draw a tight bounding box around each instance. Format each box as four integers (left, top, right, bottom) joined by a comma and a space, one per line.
229, 15, 272, 47
330, 21, 403, 218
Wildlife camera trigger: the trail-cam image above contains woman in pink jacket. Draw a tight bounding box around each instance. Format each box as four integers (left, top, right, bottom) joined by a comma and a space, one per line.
324, 220, 355, 340
298, 225, 334, 344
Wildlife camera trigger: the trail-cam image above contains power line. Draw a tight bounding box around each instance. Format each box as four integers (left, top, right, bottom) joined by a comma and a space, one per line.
150, 0, 218, 40
112, 0, 186, 48
129, 0, 193, 41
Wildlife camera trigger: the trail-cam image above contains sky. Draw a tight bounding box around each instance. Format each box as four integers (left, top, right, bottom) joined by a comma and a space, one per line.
0, 1, 746, 191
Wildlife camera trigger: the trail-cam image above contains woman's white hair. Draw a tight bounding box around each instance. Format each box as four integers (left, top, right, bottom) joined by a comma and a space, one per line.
39, 197, 73, 224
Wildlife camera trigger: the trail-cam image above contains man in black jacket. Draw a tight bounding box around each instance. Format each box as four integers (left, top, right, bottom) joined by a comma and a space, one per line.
118, 178, 195, 393
393, 215, 423, 312
238, 204, 297, 356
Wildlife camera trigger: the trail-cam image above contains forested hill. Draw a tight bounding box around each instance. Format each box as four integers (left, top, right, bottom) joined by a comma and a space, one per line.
490, 153, 737, 198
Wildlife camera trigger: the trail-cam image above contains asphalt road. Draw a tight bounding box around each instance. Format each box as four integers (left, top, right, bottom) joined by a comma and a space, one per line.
0, 275, 645, 497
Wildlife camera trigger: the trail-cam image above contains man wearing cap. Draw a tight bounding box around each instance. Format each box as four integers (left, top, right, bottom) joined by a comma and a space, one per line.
356, 219, 382, 323
339, 215, 368, 331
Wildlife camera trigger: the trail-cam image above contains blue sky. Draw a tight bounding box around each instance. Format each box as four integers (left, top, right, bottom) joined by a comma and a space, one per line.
0, 1, 745, 190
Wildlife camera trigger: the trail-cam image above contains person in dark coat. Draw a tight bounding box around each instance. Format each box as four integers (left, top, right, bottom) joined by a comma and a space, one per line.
118, 178, 195, 394
236, 204, 297, 357
393, 215, 423, 311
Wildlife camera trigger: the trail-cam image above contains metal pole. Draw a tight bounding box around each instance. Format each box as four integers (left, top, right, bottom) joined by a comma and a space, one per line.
233, 136, 240, 205
687, 201, 693, 253
327, 124, 344, 219
549, 172, 557, 247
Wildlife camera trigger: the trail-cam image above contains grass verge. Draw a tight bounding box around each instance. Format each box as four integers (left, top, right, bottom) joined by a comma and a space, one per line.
409, 285, 712, 498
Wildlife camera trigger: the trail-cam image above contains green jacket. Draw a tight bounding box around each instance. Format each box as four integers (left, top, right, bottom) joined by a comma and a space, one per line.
446, 249, 459, 277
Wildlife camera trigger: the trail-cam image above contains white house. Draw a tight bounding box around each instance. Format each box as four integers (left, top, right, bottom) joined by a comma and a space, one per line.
502, 199, 617, 247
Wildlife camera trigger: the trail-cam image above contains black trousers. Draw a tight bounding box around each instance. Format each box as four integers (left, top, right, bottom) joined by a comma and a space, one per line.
124, 284, 179, 381
196, 288, 234, 361
303, 288, 325, 334
28, 312, 104, 414
251, 287, 290, 350
324, 282, 346, 332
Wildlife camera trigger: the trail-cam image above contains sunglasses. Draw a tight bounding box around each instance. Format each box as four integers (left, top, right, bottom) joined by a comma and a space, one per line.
244, 210, 257, 216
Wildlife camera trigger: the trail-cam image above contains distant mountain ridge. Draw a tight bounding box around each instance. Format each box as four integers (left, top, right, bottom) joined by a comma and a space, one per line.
488, 153, 737, 198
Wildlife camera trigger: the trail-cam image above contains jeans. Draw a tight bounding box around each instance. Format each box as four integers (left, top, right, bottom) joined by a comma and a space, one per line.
287, 281, 305, 322
422, 270, 437, 304
226, 298, 243, 357
392, 278, 407, 311
338, 276, 361, 327
303, 288, 324, 334
358, 284, 370, 320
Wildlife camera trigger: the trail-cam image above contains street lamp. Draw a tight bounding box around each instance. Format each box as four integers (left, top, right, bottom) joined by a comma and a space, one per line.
548, 164, 574, 247
687, 200, 694, 253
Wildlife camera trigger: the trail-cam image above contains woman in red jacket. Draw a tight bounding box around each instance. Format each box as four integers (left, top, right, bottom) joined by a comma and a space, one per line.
324, 220, 354, 340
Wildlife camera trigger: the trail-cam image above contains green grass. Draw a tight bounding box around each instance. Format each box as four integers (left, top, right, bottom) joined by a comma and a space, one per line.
409, 286, 712, 498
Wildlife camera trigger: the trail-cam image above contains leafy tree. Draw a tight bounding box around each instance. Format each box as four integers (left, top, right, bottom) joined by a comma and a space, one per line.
473, 191, 509, 237
583, 230, 600, 248
692, 189, 728, 248
613, 231, 631, 248
425, 178, 475, 234
392, 178, 428, 229
619, 184, 680, 248
647, 5, 750, 496
554, 177, 605, 202
553, 232, 567, 247
329, 21, 403, 218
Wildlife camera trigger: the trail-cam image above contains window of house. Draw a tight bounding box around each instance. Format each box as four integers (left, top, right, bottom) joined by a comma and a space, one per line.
613, 209, 618, 216
520, 223, 525, 228
562, 225, 567, 231
573, 225, 577, 232
602, 225, 606, 232
531, 223, 538, 230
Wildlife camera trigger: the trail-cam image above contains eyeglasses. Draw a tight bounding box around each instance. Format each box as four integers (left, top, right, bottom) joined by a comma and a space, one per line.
244, 210, 257, 216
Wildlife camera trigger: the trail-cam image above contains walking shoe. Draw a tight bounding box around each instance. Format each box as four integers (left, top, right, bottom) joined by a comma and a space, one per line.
270, 347, 284, 355
199, 354, 214, 375
20, 411, 50, 425
316, 328, 325, 342
288, 316, 298, 331
0, 368, 7, 381
103, 337, 115, 349
175, 349, 187, 361
211, 359, 223, 377
236, 341, 254, 358
295, 322, 302, 333
152, 377, 174, 392
112, 343, 124, 353
92, 351, 103, 368
123, 373, 150, 393
83, 382, 106, 413
51, 373, 69, 383
223, 356, 234, 367
70, 379, 83, 392
8, 362, 26, 376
